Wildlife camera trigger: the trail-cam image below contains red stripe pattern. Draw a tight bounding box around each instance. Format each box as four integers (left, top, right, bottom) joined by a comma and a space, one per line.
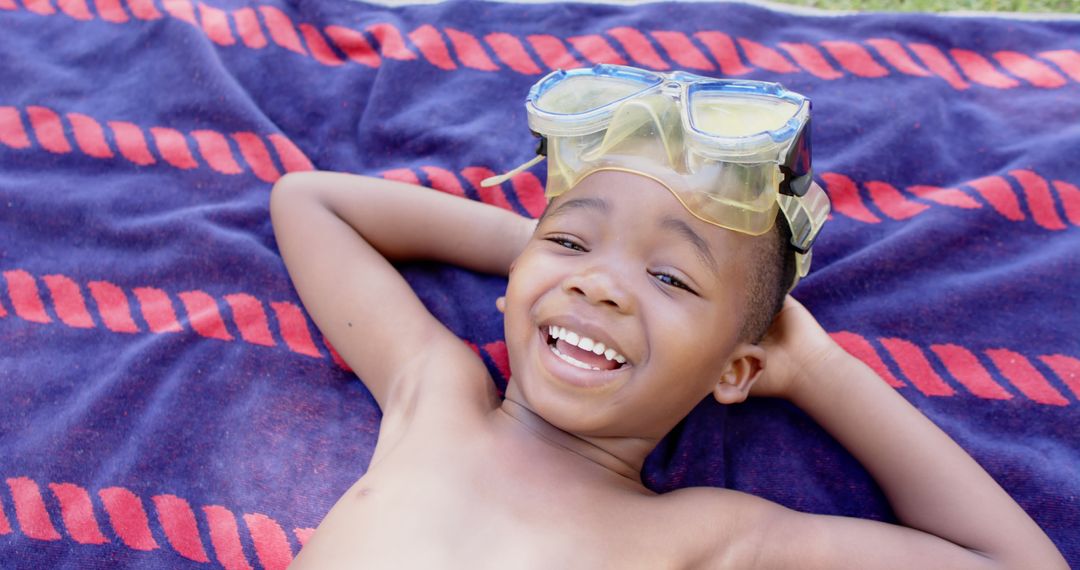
49, 483, 108, 545
909, 43, 970, 89
445, 28, 498, 71
2, 269, 338, 364
738, 38, 799, 73
985, 349, 1069, 406
152, 494, 210, 562
224, 293, 276, 347
99, 487, 160, 551
779, 42, 842, 79
88, 280, 140, 333
831, 333, 1078, 406
951, 49, 1019, 89
820, 170, 1079, 230
0, 494, 12, 534
652, 31, 713, 71
4, 477, 318, 567
133, 286, 183, 333
0, 107, 32, 149
4, 269, 52, 324
234, 6, 266, 48
150, 127, 199, 169
109, 120, 156, 166
879, 337, 955, 397
244, 513, 293, 570
67, 113, 114, 158
270, 301, 322, 357
57, 0, 92, 20
27, 106, 72, 154
299, 23, 343, 66
608, 27, 669, 69
2, 266, 1076, 406
929, 344, 1012, 401
0, 105, 311, 180
408, 24, 455, 70
42, 274, 94, 328
830, 331, 903, 388
204, 505, 256, 570
6, 477, 62, 541
821, 40, 889, 78
12, 0, 1070, 92
3, 103, 1077, 233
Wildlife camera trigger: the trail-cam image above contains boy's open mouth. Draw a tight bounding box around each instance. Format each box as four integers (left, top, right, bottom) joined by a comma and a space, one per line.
544, 325, 629, 372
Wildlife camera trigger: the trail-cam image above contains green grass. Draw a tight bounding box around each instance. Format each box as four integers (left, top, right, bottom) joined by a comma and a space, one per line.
767, 0, 1079, 12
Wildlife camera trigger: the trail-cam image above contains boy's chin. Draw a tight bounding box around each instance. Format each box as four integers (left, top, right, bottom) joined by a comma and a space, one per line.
506, 372, 640, 438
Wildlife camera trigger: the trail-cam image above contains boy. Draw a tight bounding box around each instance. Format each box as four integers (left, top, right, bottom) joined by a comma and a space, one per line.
270, 66, 1065, 568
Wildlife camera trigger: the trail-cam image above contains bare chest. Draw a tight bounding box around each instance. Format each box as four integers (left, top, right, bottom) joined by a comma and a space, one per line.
298, 421, 694, 569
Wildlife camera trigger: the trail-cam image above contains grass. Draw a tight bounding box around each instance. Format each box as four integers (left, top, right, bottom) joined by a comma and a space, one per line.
767, 0, 1079, 12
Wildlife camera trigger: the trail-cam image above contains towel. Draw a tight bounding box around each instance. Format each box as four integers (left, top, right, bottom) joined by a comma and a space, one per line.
1, 0, 1078, 567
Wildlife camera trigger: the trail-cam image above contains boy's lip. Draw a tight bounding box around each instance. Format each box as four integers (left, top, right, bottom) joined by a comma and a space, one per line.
536, 316, 632, 366
534, 326, 633, 391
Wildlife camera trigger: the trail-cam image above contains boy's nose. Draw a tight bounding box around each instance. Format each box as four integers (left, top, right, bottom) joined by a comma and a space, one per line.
562, 266, 633, 312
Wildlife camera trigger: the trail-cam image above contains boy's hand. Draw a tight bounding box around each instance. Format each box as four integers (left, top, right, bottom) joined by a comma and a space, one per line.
751, 296, 842, 400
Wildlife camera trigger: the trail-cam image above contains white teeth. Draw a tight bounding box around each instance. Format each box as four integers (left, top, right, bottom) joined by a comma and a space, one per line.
545, 324, 630, 367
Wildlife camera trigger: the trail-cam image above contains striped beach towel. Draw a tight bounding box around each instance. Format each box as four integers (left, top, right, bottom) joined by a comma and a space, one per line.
1, 0, 1078, 567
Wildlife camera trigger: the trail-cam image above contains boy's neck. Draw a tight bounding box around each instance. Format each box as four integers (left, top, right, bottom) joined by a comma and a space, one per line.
498, 391, 657, 486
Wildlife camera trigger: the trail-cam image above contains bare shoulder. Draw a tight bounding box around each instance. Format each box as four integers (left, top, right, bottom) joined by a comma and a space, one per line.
654, 486, 778, 568
658, 487, 1003, 570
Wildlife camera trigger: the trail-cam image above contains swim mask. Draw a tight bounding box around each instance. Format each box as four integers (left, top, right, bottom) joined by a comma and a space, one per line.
483, 64, 830, 289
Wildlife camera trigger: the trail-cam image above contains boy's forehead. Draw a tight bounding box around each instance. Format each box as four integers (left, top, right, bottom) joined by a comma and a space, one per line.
542, 170, 761, 265
544, 171, 729, 236
543, 170, 679, 219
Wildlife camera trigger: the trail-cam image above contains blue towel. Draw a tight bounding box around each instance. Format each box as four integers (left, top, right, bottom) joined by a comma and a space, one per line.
1, 0, 1078, 567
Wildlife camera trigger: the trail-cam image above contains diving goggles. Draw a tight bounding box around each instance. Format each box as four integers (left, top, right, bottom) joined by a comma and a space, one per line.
483, 64, 830, 288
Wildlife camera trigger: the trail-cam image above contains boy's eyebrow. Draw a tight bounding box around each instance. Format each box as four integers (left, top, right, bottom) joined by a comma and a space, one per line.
542, 197, 610, 221
660, 217, 718, 274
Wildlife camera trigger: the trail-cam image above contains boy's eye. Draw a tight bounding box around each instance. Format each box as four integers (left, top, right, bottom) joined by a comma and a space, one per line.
652, 271, 696, 294
546, 236, 586, 252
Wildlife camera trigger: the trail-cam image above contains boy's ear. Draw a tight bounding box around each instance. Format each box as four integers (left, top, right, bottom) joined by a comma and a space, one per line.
496, 296, 506, 313
712, 343, 766, 404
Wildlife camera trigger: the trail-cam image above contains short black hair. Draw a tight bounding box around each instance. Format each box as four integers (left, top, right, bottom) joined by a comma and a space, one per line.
739, 211, 797, 344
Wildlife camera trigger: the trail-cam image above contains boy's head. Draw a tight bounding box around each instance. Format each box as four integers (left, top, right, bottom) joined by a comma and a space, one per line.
494, 64, 826, 442
501, 170, 794, 442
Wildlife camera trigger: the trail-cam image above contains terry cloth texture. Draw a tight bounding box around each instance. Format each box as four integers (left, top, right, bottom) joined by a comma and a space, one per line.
2, 0, 1079, 567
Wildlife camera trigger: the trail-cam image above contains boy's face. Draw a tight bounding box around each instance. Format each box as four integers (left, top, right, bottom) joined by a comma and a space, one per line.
503, 170, 766, 440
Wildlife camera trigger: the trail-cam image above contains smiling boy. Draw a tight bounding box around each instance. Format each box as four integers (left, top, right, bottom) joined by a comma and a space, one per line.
270, 66, 1065, 568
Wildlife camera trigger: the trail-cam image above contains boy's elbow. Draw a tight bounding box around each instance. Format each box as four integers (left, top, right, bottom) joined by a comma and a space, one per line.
270, 171, 323, 223
271, 171, 313, 205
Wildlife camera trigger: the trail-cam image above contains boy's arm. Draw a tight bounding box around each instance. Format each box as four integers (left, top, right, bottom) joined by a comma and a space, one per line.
735, 297, 1066, 569
270, 171, 535, 412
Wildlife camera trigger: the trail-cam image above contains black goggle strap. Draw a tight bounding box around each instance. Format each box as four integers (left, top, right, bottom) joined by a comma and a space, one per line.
778, 117, 812, 198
